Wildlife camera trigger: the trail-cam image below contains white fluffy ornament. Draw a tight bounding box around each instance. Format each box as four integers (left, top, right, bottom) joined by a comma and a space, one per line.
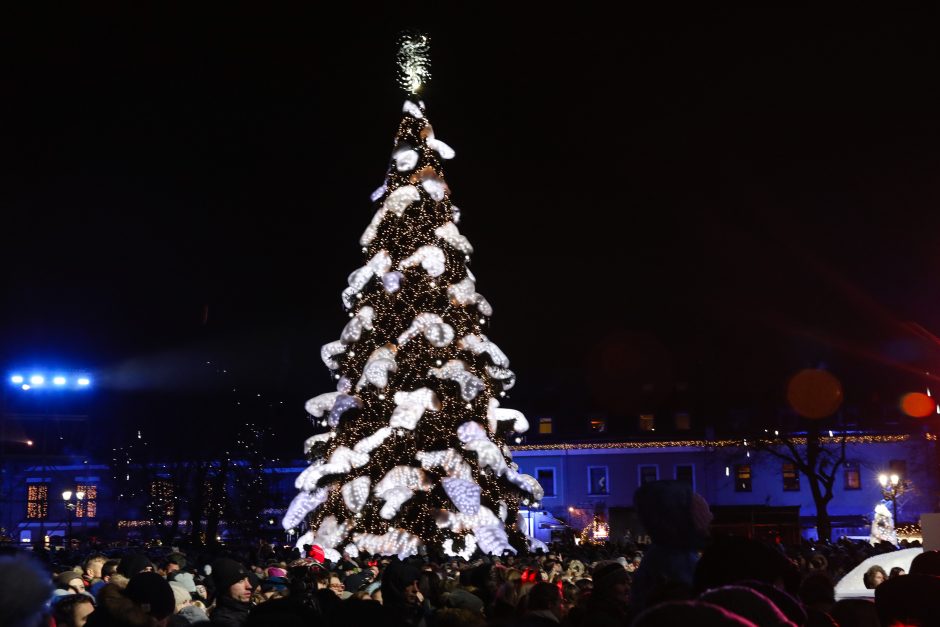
282, 487, 328, 529
442, 535, 476, 560
328, 394, 362, 427
384, 185, 422, 217
435, 222, 473, 254
505, 468, 544, 500
382, 271, 404, 293
393, 145, 419, 172
486, 398, 529, 434
442, 477, 482, 515
303, 431, 335, 455
398, 313, 455, 348
320, 342, 346, 370
342, 477, 371, 514
416, 449, 474, 481
305, 392, 341, 418
311, 515, 351, 550
447, 277, 493, 316
437, 505, 501, 533
463, 437, 509, 476
342, 251, 392, 307
429, 360, 485, 401
402, 100, 424, 119
486, 365, 516, 390
425, 129, 455, 160
399, 245, 447, 277
353, 427, 393, 454
340, 307, 374, 343
353, 528, 421, 560
390, 387, 441, 430
476, 524, 516, 555
356, 345, 398, 390
459, 335, 509, 368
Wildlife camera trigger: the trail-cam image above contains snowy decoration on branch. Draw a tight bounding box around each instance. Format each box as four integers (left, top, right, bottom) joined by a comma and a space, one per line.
393, 144, 420, 172
442, 535, 476, 560
382, 271, 403, 293
341, 306, 374, 344
342, 477, 371, 514
356, 345, 398, 391
305, 392, 341, 418
447, 277, 493, 316
435, 222, 473, 254
375, 466, 432, 519
486, 365, 516, 390
425, 128, 455, 160
399, 245, 446, 277
429, 360, 485, 401
390, 387, 441, 430
476, 524, 517, 555
370, 183, 387, 202
354, 528, 422, 560
402, 100, 424, 119
321, 342, 347, 370
328, 394, 362, 428
443, 477, 482, 515
361, 187, 421, 246
459, 334, 509, 368
296, 447, 369, 491
312, 515, 351, 550
282, 487, 328, 529
398, 313, 455, 348
498, 501, 509, 522
353, 427, 393, 454
505, 468, 544, 500
457, 421, 488, 445
464, 437, 509, 476
304, 432, 335, 455
486, 398, 529, 434
416, 449, 474, 481
421, 176, 447, 201
437, 505, 501, 533
342, 251, 393, 307
451, 204, 461, 224
343, 544, 359, 558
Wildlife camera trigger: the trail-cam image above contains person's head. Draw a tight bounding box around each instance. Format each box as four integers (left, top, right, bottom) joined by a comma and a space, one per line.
117, 552, 153, 578
863, 565, 887, 589
381, 558, 422, 609
328, 574, 345, 596
527, 582, 562, 618
100, 559, 120, 582
910, 550, 940, 576
889, 566, 905, 578
83, 554, 107, 580
166, 552, 187, 574
798, 572, 835, 610
57, 571, 86, 594
212, 558, 252, 603
592, 561, 630, 603
52, 594, 95, 627
124, 572, 176, 622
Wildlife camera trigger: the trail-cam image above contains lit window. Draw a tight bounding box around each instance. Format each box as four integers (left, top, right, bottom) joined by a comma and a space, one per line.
27, 484, 48, 519
735, 465, 752, 492
150, 479, 176, 517
783, 463, 800, 491
639, 465, 659, 485
588, 466, 609, 495
639, 414, 655, 431
75, 485, 97, 518
590, 419, 607, 433
844, 462, 861, 490
536, 468, 556, 497
538, 417, 553, 434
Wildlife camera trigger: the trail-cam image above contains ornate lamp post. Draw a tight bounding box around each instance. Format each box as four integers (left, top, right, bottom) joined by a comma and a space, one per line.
879, 473, 905, 523
62, 490, 84, 547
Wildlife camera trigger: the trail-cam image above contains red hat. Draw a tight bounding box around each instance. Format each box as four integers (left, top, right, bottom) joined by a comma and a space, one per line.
308, 545, 325, 564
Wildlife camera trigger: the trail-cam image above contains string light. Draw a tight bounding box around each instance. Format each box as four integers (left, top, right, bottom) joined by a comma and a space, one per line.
512, 434, 914, 451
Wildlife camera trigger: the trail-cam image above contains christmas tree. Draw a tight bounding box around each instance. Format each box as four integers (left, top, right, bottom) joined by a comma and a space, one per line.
870, 502, 898, 546
282, 35, 543, 560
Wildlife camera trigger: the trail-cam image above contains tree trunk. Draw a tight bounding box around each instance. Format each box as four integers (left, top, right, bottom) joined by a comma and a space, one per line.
815, 505, 833, 543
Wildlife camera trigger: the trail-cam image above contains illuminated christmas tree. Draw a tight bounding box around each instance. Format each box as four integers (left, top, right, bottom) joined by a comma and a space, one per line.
282, 35, 543, 560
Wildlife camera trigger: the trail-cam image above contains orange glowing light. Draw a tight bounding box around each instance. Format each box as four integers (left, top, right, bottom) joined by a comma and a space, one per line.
786, 369, 843, 419
901, 392, 936, 418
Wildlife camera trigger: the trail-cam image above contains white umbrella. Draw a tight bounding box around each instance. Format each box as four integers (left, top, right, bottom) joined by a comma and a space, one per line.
833, 547, 922, 600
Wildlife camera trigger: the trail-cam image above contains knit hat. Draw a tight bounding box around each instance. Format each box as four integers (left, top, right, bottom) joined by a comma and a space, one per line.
266, 567, 287, 578
169, 582, 191, 609
260, 576, 288, 593
55, 570, 84, 590
309, 545, 326, 564
168, 571, 197, 593
124, 572, 175, 620
117, 553, 153, 578
211, 558, 249, 591
344, 570, 374, 592
592, 561, 628, 590
446, 588, 485, 613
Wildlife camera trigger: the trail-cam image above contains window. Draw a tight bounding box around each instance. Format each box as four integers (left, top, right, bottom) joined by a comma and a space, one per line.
783, 463, 800, 491
75, 484, 97, 518
590, 419, 607, 433
26, 484, 48, 519
639, 414, 655, 431
674, 412, 691, 430
735, 465, 752, 492
535, 468, 556, 497
638, 465, 659, 485
538, 417, 553, 434
150, 479, 176, 517
588, 466, 609, 495
844, 462, 861, 490
675, 465, 695, 489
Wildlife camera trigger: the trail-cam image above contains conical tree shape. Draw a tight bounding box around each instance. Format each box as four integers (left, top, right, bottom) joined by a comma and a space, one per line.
283, 98, 543, 560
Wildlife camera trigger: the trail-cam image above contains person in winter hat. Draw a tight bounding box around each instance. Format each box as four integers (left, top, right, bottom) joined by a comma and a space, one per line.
0, 553, 54, 627
210, 558, 252, 627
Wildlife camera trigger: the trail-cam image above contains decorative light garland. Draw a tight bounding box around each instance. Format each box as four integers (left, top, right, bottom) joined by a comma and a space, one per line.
512, 434, 914, 452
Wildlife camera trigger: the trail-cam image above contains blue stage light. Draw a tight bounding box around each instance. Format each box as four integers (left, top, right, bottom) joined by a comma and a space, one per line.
53, 376, 66, 385
29, 375, 44, 385
10, 375, 23, 384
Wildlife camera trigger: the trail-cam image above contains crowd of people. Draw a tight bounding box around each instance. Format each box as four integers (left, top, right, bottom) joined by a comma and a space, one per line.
1, 480, 937, 626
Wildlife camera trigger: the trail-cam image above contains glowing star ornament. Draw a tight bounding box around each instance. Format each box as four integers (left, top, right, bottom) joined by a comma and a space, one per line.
399, 245, 446, 277
442, 535, 476, 560
305, 392, 341, 418
442, 477, 482, 515
429, 360, 485, 401
390, 387, 441, 430
435, 222, 473, 254
282, 488, 328, 529
398, 313, 455, 348
459, 335, 509, 367
342, 477, 371, 513
486, 398, 529, 434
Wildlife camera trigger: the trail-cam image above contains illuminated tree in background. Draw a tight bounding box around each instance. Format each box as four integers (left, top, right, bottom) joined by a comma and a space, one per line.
282, 36, 543, 559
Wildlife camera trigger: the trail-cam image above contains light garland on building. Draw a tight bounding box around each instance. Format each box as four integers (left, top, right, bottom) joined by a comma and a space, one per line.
512, 434, 913, 452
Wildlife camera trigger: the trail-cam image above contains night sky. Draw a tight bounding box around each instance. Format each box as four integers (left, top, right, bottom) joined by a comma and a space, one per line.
5, 7, 940, 453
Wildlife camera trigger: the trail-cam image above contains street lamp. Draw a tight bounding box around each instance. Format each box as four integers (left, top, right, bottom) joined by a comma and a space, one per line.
62, 490, 84, 547
879, 473, 906, 523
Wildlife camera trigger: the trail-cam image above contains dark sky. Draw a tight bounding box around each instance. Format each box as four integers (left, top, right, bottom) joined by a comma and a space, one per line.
5, 6, 940, 449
